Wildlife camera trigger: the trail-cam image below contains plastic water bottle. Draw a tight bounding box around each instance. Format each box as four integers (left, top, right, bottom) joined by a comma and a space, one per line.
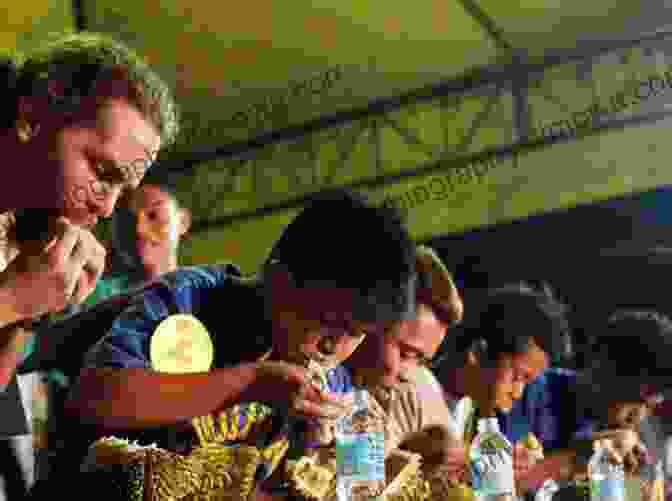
469, 417, 516, 501
589, 440, 625, 501
335, 387, 386, 501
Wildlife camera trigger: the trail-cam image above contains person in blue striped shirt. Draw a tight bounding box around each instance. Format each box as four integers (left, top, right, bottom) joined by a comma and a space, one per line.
56, 189, 418, 500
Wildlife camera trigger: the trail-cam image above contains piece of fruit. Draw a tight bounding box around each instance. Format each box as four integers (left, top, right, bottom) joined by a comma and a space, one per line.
523, 433, 542, 450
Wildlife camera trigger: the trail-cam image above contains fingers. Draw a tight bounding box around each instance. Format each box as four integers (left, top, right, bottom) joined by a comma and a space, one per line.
46, 223, 81, 268
290, 383, 352, 420
72, 237, 106, 304
623, 452, 639, 474
291, 393, 347, 419
44, 223, 106, 304
602, 439, 625, 465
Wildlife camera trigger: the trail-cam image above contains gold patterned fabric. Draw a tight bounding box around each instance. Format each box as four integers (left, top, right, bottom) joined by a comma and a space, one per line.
185, 348, 291, 499
85, 436, 288, 501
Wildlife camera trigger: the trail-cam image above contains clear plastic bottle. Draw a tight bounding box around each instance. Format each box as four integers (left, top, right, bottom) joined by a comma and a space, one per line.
589, 440, 626, 501
335, 387, 386, 501
469, 417, 516, 501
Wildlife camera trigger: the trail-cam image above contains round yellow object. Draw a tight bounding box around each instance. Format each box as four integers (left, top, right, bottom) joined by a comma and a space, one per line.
150, 314, 214, 373
523, 432, 542, 450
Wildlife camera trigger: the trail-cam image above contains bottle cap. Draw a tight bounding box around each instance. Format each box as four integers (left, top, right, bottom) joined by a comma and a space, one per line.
477, 417, 500, 433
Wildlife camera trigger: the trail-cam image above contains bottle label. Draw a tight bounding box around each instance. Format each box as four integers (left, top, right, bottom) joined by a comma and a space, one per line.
336, 432, 385, 481
470, 433, 515, 496
593, 476, 625, 501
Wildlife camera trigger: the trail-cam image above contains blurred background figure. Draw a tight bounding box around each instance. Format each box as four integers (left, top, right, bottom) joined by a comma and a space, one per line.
81, 181, 192, 307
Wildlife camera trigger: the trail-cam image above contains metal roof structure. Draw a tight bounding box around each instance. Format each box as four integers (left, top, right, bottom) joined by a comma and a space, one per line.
7, 1, 672, 270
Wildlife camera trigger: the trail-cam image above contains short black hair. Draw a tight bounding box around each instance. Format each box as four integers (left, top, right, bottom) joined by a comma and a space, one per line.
452, 282, 572, 365
574, 310, 672, 420
267, 188, 417, 323
589, 310, 672, 384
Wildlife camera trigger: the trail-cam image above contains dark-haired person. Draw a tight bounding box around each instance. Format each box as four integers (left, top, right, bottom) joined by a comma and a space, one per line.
434, 283, 573, 439
0, 33, 177, 497
513, 310, 672, 500
340, 245, 469, 493
432, 287, 656, 493
572, 311, 672, 468
60, 189, 417, 500
340, 246, 463, 454
81, 181, 192, 305
347, 246, 463, 391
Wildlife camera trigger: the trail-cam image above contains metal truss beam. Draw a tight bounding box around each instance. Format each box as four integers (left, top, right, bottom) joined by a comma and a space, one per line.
189, 106, 672, 233
454, 0, 514, 52
72, 0, 87, 31
160, 28, 672, 174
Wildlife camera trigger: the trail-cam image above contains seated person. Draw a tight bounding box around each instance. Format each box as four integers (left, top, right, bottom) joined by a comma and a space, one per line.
572, 310, 672, 468
434, 292, 668, 493
431, 284, 595, 492
433, 283, 575, 444
59, 189, 418, 500
345, 245, 471, 497
346, 245, 464, 448
525, 310, 672, 501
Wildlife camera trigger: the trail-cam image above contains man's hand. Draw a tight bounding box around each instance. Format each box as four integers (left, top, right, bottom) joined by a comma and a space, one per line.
247, 360, 352, 420
514, 443, 538, 478
597, 429, 650, 474
0, 218, 105, 321
400, 425, 467, 481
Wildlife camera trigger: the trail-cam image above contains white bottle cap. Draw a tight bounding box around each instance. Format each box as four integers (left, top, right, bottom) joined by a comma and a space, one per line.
477, 417, 500, 433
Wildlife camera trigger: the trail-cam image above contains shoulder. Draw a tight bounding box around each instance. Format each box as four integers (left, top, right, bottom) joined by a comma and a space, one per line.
528, 367, 577, 391
138, 263, 245, 310
156, 263, 243, 292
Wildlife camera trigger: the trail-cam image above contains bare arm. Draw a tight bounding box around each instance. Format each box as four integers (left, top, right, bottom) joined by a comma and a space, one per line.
65, 360, 346, 430
65, 365, 259, 429
0, 219, 105, 389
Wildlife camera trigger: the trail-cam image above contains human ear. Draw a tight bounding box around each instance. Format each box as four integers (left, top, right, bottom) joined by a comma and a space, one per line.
177, 206, 191, 237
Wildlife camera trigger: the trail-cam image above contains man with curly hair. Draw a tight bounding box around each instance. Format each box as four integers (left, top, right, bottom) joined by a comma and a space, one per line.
0, 31, 177, 498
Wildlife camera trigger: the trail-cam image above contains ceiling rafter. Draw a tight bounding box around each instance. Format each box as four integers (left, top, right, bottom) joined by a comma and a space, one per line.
72, 0, 86, 31
454, 0, 514, 53
190, 106, 672, 233
160, 29, 672, 176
